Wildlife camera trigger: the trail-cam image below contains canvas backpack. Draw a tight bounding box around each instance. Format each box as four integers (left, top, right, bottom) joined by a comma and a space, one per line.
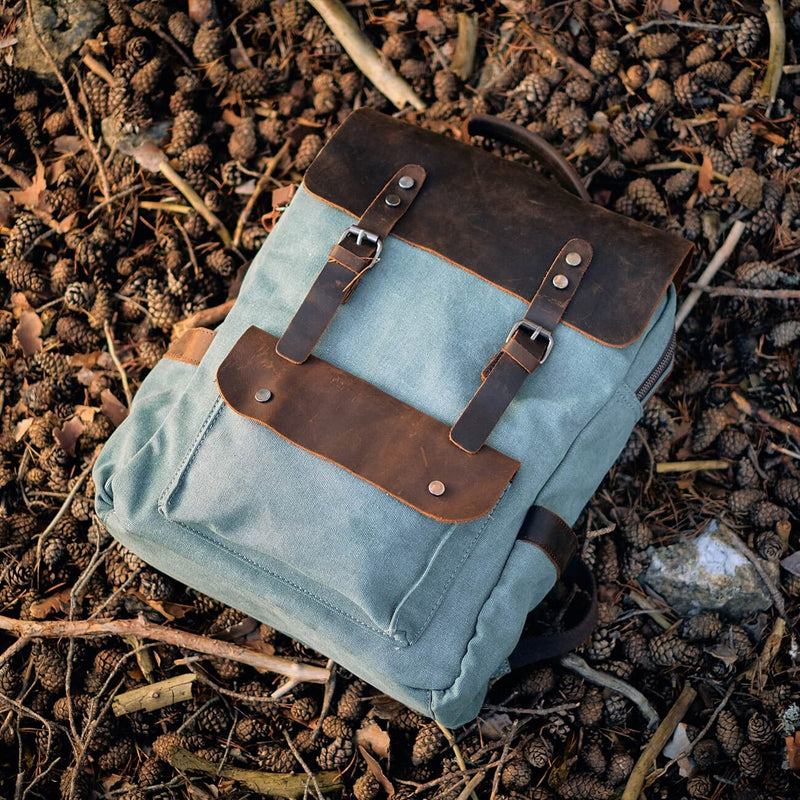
94, 108, 692, 727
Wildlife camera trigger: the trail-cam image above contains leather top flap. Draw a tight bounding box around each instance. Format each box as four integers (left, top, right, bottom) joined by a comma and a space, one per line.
304, 108, 693, 348
217, 326, 520, 523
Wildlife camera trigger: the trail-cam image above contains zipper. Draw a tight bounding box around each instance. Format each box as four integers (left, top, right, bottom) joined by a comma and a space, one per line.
635, 328, 677, 402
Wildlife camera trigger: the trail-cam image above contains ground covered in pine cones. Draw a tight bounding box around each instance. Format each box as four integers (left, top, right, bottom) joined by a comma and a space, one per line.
1, 0, 800, 797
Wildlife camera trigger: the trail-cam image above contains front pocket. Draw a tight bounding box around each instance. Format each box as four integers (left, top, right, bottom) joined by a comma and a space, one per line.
158, 327, 517, 644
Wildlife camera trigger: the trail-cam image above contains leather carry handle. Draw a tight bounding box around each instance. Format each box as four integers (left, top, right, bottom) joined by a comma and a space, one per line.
463, 115, 591, 203
507, 557, 598, 669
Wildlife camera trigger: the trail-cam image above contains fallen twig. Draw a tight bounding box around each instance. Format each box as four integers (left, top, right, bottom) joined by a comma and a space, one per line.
621, 682, 697, 800
481, 702, 579, 716
619, 18, 738, 43
0, 615, 331, 685
723, 527, 787, 620
520, 21, 594, 81
559, 653, 660, 728
23, 0, 111, 203
644, 161, 728, 182
81, 53, 116, 87
166, 745, 343, 797
732, 391, 800, 447
743, 616, 786, 690
687, 283, 800, 300
455, 771, 486, 800
284, 731, 325, 800
675, 219, 747, 328
103, 321, 132, 407
112, 673, 196, 716
655, 459, 729, 473
450, 13, 479, 80
306, 0, 425, 110
437, 722, 479, 800
758, 0, 786, 115
233, 141, 291, 248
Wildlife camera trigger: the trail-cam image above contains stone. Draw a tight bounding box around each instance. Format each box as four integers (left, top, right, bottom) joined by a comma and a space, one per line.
14, 0, 105, 79
641, 521, 777, 620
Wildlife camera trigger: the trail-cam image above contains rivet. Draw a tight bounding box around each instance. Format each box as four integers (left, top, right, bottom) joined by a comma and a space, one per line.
565, 251, 582, 267
552, 274, 569, 290
385, 193, 401, 207
398, 175, 415, 189
428, 480, 446, 496
254, 389, 273, 403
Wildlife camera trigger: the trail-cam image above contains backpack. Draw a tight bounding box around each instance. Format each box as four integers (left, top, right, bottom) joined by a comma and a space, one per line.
94, 108, 692, 727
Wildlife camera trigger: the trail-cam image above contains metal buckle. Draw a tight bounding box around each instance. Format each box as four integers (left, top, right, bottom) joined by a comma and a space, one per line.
338, 225, 383, 266
505, 320, 554, 363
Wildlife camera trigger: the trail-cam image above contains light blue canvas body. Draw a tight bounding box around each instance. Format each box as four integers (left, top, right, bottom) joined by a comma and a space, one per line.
95, 179, 677, 727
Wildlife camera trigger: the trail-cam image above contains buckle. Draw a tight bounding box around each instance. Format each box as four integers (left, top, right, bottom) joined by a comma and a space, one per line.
505, 320, 554, 363
338, 225, 383, 267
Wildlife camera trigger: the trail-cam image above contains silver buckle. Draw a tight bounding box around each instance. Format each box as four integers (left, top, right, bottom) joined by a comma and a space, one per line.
506, 320, 554, 363
338, 225, 383, 266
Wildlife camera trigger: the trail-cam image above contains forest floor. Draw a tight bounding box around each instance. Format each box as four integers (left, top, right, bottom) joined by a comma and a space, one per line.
1, 0, 800, 798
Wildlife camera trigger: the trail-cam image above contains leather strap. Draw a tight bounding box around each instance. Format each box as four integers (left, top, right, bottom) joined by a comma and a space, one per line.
163, 327, 216, 366
450, 238, 593, 453
517, 505, 577, 578
508, 557, 598, 669
463, 115, 591, 202
276, 164, 427, 364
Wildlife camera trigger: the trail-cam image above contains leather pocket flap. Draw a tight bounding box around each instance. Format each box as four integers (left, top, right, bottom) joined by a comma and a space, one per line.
217, 326, 520, 523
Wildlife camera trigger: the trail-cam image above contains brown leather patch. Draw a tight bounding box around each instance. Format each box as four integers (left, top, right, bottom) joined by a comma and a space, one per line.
304, 108, 693, 348
164, 328, 216, 366
217, 326, 519, 523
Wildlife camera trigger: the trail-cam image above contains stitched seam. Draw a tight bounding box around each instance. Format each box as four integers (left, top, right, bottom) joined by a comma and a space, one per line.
409, 485, 509, 642
156, 399, 396, 640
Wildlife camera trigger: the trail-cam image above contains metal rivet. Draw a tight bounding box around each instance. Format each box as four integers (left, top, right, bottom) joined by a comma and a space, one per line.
385, 193, 401, 207
565, 251, 582, 267
398, 175, 415, 189
552, 274, 569, 290
254, 389, 273, 403
428, 480, 446, 496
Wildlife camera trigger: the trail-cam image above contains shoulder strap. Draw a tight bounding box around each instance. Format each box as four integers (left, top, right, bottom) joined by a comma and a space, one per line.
508, 557, 598, 669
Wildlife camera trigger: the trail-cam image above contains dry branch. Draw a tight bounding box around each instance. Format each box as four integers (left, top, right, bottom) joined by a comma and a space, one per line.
559, 653, 660, 728
732, 391, 800, 447
675, 219, 746, 328
306, 0, 425, 110
621, 682, 697, 800
655, 459, 729, 473
759, 0, 786, 114
112, 673, 196, 716
450, 13, 479, 80
0, 615, 330, 685
166, 745, 343, 797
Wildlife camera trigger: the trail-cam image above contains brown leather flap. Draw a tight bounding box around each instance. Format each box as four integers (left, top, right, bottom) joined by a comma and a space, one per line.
304, 108, 693, 348
217, 327, 520, 523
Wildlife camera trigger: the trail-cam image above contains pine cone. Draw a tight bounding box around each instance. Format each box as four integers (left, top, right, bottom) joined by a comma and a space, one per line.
715, 427, 749, 459
648, 632, 700, 667
230, 67, 269, 98
433, 70, 458, 102
686, 42, 716, 68
664, 170, 696, 197
524, 736, 554, 769
193, 21, 223, 63
626, 177, 667, 217
167, 110, 203, 156
320, 715, 353, 740
695, 61, 733, 88
716, 708, 744, 757
736, 16, 763, 57
637, 32, 679, 58
228, 117, 257, 162
168, 11, 196, 48
412, 723, 445, 765
317, 737, 354, 771
746, 712, 773, 746
750, 500, 789, 529
554, 772, 613, 800
98, 734, 134, 772
257, 743, 296, 772
381, 32, 413, 61
606, 752, 633, 785
34, 642, 67, 693
728, 167, 762, 210
737, 742, 763, 777
589, 48, 619, 77
294, 134, 323, 171
681, 612, 723, 642
724, 120, 755, 165
502, 759, 532, 791
196, 703, 231, 736
353, 772, 379, 800
693, 738, 721, 769
686, 773, 712, 798
577, 687, 604, 726
690, 407, 730, 452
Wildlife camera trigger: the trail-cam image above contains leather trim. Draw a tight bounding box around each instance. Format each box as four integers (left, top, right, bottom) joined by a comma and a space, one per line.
276, 164, 427, 365
163, 328, 216, 366
450, 239, 593, 453
516, 505, 578, 578
217, 326, 520, 523
304, 108, 693, 348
